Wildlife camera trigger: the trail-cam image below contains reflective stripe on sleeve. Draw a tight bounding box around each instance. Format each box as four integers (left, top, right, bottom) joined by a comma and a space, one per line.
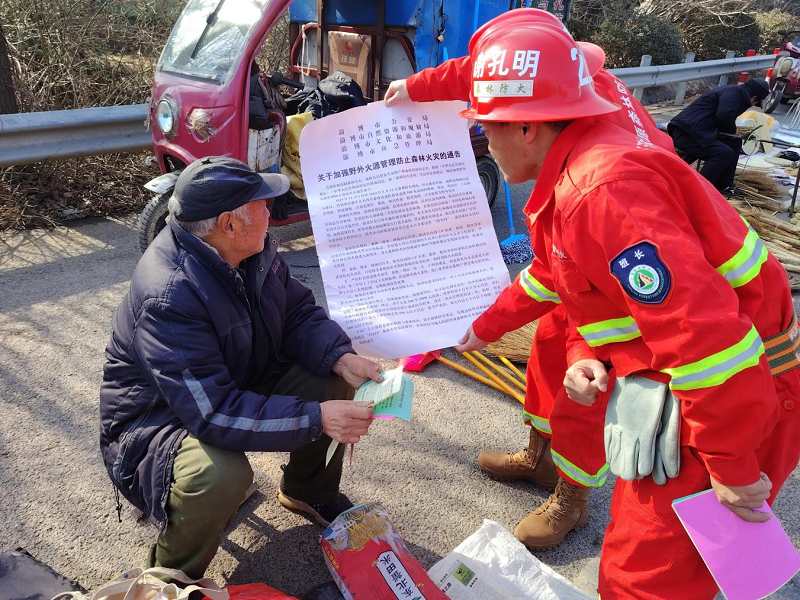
716, 227, 769, 288
551, 448, 609, 487
576, 316, 641, 347
183, 369, 310, 432
519, 267, 561, 304
663, 326, 765, 391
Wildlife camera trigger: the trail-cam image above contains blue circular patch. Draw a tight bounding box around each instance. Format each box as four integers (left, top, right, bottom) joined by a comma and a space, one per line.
610, 241, 671, 304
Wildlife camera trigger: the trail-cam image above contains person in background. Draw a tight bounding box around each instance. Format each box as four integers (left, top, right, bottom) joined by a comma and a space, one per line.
668, 77, 770, 195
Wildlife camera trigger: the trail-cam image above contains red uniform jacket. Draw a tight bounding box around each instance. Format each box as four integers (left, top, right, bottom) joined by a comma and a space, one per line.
518, 117, 794, 485
405, 59, 796, 486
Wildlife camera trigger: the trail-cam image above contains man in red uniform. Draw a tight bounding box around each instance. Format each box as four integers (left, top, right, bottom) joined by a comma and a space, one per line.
391, 11, 800, 598
385, 10, 674, 551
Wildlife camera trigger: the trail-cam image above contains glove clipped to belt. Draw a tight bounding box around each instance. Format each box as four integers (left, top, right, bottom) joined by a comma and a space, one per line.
604, 375, 680, 484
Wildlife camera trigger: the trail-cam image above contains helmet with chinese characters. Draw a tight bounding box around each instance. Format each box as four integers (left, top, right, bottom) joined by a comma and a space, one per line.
460, 20, 619, 123
468, 8, 606, 77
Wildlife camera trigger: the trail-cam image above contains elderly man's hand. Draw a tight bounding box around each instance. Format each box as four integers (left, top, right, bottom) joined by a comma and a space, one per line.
320, 401, 374, 444
332, 353, 384, 389
454, 325, 488, 353
384, 79, 410, 106
564, 359, 608, 406
711, 472, 773, 523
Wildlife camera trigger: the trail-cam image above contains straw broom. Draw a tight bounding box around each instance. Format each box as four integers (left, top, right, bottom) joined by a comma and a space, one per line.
484, 321, 537, 363
736, 170, 783, 199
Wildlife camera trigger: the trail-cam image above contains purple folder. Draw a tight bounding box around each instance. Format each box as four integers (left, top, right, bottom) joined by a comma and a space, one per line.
672, 489, 800, 600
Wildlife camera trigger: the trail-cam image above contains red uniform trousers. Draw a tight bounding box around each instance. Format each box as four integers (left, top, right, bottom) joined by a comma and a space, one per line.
525, 306, 610, 488
599, 368, 800, 599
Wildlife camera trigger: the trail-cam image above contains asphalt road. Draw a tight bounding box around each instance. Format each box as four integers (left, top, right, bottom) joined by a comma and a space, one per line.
1, 106, 799, 597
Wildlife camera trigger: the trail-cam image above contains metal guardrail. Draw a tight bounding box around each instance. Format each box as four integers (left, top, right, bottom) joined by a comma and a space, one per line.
0, 104, 150, 167
611, 53, 779, 92
0, 53, 783, 168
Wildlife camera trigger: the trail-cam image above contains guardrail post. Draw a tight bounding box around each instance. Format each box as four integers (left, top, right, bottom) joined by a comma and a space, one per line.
632, 55, 652, 101
739, 49, 755, 83
718, 51, 735, 86
673, 52, 695, 105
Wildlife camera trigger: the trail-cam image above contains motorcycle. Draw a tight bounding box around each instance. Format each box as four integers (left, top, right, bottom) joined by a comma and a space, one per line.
764, 29, 800, 115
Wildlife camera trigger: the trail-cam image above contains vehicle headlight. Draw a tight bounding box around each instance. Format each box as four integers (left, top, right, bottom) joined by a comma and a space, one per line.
156, 97, 178, 138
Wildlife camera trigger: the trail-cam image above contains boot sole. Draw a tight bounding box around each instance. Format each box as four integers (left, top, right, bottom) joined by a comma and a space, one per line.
276, 490, 331, 527
521, 513, 589, 552
478, 465, 558, 492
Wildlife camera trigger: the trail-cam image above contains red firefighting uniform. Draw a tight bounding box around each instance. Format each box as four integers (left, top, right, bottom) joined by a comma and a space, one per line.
512, 115, 800, 598
409, 59, 799, 596
405, 58, 673, 488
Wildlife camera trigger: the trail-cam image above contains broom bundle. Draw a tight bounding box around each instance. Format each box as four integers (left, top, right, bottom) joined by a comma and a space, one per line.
736, 170, 783, 200
485, 321, 537, 363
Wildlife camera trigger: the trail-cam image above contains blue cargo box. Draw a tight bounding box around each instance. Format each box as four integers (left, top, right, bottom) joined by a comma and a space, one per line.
289, 0, 570, 73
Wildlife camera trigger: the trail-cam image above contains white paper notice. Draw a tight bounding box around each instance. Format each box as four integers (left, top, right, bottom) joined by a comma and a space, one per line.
300, 100, 511, 359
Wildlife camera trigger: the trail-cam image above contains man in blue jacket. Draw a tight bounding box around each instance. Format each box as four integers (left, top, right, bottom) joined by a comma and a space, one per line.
668, 77, 769, 194
100, 157, 383, 578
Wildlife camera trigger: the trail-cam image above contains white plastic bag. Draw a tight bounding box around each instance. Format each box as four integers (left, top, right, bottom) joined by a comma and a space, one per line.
427, 520, 593, 600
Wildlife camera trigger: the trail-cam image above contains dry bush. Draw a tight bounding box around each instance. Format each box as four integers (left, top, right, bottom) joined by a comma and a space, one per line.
0, 0, 186, 230
0, 1, 295, 231
677, 11, 760, 61
257, 11, 292, 77
0, 152, 154, 228
756, 9, 800, 54
590, 12, 684, 67
1, 0, 181, 111
568, 0, 685, 66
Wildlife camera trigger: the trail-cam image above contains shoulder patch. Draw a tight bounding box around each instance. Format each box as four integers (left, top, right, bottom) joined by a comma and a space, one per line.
610, 241, 671, 304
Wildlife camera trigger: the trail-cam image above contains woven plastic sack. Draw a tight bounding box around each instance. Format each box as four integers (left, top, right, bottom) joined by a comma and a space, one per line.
320, 503, 448, 600
427, 520, 592, 599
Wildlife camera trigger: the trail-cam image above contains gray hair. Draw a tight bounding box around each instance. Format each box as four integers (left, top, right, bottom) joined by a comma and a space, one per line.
167, 195, 252, 239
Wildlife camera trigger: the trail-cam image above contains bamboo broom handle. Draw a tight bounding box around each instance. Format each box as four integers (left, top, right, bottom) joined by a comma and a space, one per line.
499, 355, 527, 384
436, 356, 510, 396
461, 352, 526, 404
471, 351, 527, 392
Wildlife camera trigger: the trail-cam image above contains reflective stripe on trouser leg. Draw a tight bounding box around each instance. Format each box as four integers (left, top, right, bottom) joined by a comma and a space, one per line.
521, 308, 570, 440
522, 410, 552, 435
549, 378, 612, 488
552, 449, 609, 487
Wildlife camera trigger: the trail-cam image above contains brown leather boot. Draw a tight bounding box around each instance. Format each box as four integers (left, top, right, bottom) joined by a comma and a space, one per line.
514, 478, 591, 551
477, 429, 559, 491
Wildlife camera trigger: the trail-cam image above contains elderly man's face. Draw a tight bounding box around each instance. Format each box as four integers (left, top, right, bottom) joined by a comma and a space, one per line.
235, 199, 271, 257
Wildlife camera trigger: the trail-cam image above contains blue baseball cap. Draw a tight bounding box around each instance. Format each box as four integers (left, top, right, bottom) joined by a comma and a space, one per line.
171, 156, 290, 222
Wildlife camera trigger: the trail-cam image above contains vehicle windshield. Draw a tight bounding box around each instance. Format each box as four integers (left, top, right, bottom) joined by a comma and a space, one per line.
158, 0, 268, 83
